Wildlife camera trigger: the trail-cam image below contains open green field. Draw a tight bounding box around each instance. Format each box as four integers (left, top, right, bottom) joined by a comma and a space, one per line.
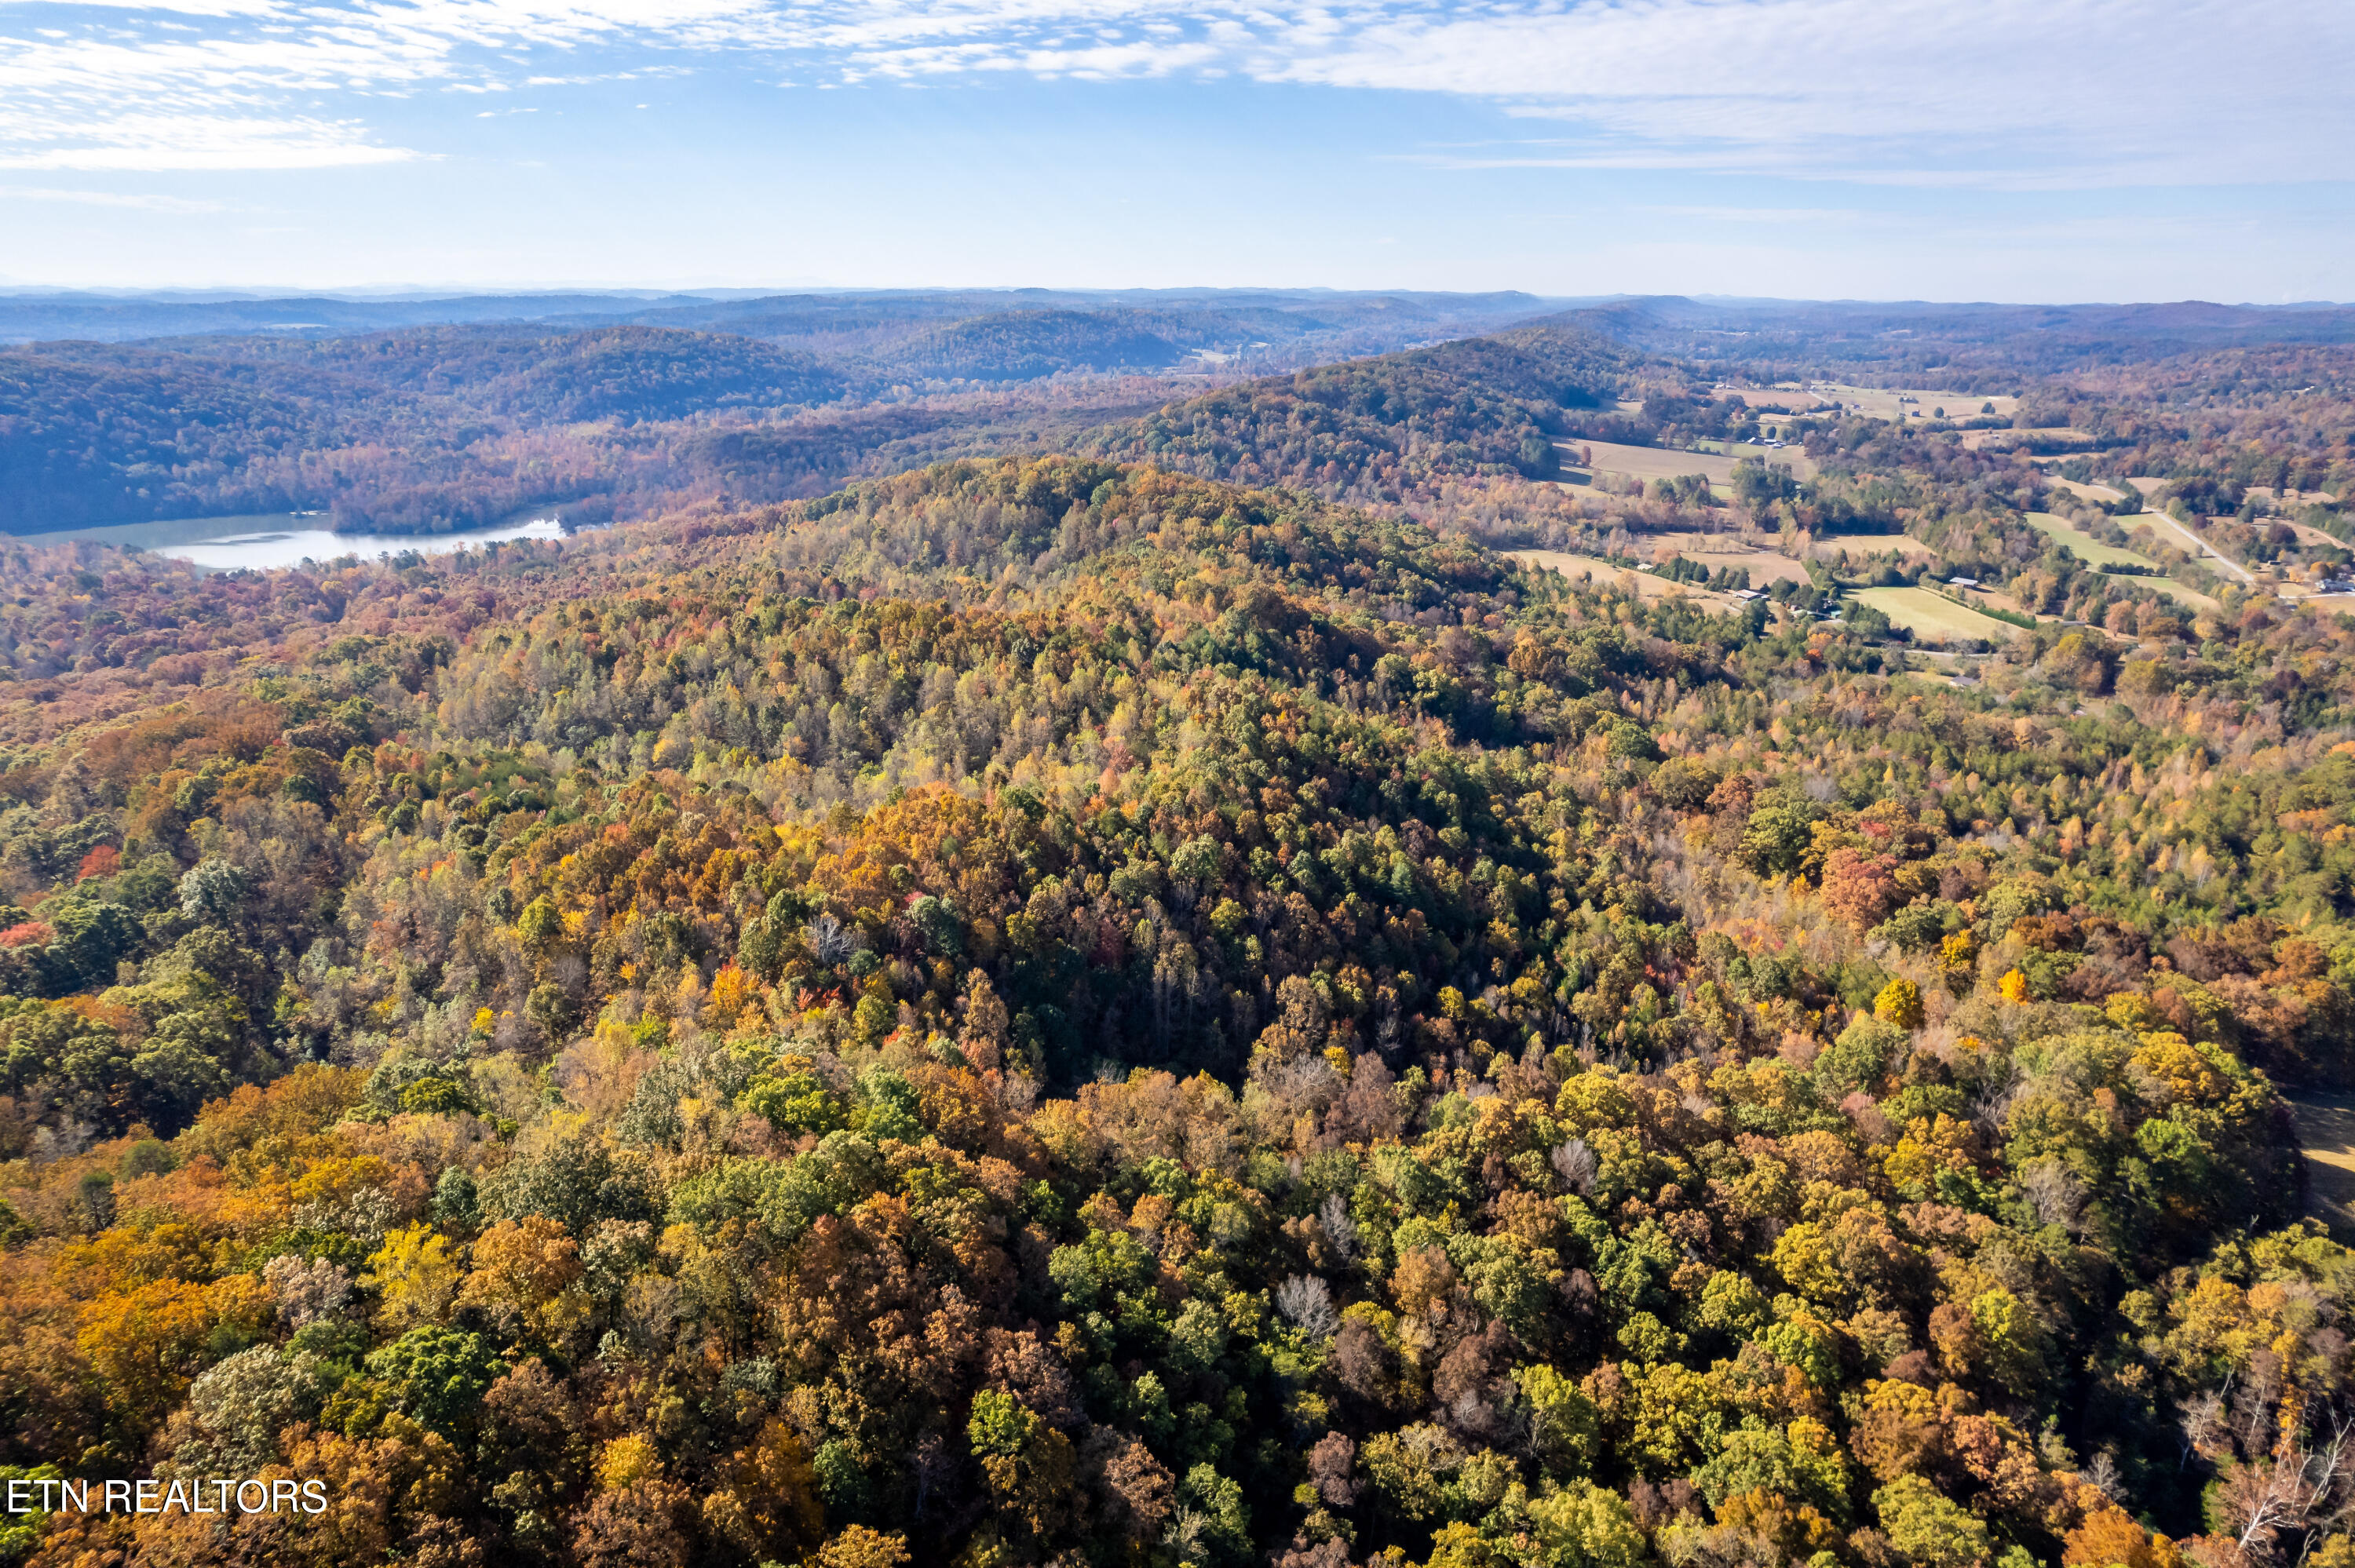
2025, 512, 2159, 569
1849, 586, 2021, 643
2021, 513, 2222, 611
2147, 578, 2223, 614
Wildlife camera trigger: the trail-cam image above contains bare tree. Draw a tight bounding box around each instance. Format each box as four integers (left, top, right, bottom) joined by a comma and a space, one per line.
803, 913, 856, 966
1276, 1274, 1340, 1339
1551, 1138, 1599, 1197
1319, 1193, 1359, 1262
2020, 1158, 2089, 1233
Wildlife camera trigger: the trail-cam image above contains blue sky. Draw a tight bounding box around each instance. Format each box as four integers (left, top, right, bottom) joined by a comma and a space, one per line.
0, 0, 2349, 300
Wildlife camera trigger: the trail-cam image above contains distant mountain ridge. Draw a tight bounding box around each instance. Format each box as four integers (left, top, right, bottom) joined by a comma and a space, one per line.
7, 286, 2355, 539
0, 290, 1561, 535
0, 286, 1551, 350
1554, 294, 2355, 377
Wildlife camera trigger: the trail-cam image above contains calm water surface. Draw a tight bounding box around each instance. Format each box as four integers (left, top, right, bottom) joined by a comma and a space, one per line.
11, 512, 568, 571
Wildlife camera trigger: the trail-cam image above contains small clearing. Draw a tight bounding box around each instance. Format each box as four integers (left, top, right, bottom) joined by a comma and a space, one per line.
2292, 1092, 2355, 1239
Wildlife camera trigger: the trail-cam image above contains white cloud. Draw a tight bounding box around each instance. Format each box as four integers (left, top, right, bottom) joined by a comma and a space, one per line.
1267, 0, 2352, 188
0, 0, 2347, 181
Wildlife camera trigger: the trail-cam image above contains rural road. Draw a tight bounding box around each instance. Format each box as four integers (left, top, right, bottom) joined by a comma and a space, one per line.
2291, 1092, 2355, 1237
2140, 509, 2255, 587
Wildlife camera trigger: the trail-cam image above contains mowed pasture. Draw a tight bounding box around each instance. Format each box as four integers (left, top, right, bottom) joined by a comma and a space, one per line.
1849, 586, 2021, 644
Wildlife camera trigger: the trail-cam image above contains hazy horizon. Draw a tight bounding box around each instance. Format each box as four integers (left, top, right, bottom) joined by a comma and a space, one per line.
3, 284, 2351, 309
4, 0, 2350, 302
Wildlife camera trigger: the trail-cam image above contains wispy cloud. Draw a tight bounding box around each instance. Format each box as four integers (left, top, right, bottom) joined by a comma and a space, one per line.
0, 181, 227, 209
1645, 206, 1866, 226
0, 0, 2347, 181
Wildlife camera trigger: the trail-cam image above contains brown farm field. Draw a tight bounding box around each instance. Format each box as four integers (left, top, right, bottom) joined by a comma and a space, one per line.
1561, 439, 1817, 487
1694, 438, 1820, 479
1641, 531, 1815, 587
1561, 439, 1737, 486
2044, 476, 2128, 504
1505, 550, 1740, 605
1717, 386, 1830, 414
1734, 385, 2020, 424
1814, 533, 1942, 565
1963, 428, 2096, 453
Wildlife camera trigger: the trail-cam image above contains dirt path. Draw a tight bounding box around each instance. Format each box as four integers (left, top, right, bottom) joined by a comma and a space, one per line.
2289, 1092, 2355, 1237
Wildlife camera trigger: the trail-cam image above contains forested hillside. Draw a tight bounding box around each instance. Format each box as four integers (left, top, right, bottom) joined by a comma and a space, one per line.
1082, 323, 1641, 503
0, 326, 849, 534
1561, 298, 2355, 383
0, 447, 2352, 1568
0, 329, 1181, 536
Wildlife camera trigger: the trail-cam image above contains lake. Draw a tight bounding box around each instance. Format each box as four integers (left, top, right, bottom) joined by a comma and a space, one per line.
7, 510, 570, 572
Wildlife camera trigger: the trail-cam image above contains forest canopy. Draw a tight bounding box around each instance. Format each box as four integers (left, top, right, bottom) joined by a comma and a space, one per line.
0, 296, 2353, 1568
